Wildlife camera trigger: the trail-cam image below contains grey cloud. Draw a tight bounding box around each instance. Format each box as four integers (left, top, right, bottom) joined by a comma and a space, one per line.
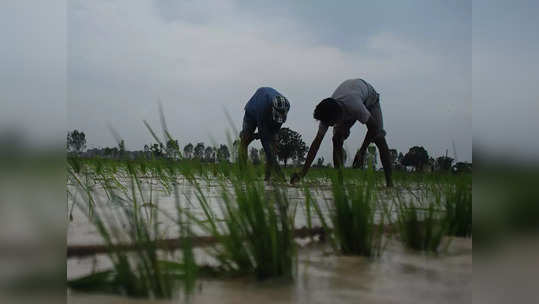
472, 0, 539, 161
1, 1, 66, 148
67, 0, 473, 163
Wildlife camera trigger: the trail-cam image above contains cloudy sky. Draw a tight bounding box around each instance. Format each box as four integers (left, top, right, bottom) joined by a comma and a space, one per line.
473, 0, 539, 162
6, 1, 538, 163
65, 0, 473, 163
1, 1, 66, 149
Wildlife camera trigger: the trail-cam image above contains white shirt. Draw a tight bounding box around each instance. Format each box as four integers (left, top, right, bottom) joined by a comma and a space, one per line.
318, 79, 379, 134
331, 78, 378, 124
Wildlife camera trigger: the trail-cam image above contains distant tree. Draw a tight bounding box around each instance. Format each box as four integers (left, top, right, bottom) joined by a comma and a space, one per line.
314, 157, 325, 168
295, 141, 308, 165
102, 146, 119, 158
103, 147, 113, 157
277, 127, 307, 167
204, 146, 215, 162
67, 130, 86, 153
250, 147, 260, 165
402, 146, 429, 171
183, 143, 193, 159
166, 139, 180, 160
217, 144, 230, 162
118, 140, 126, 158
428, 157, 436, 172
150, 143, 163, 157
194, 142, 205, 159
453, 162, 472, 173
436, 156, 454, 171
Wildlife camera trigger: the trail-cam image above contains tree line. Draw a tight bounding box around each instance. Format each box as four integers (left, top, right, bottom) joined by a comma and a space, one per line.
67, 129, 471, 172
67, 128, 308, 166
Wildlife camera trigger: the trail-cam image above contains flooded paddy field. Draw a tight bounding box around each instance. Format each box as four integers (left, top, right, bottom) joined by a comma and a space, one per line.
68, 238, 471, 304
68, 176, 333, 246
67, 158, 472, 303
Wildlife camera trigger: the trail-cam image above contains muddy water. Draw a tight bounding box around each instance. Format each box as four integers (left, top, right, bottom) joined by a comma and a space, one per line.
67, 238, 471, 304
68, 178, 331, 245
68, 177, 470, 303
68, 177, 403, 246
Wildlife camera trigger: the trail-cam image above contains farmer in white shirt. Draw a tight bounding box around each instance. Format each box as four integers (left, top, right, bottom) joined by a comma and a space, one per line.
290, 78, 393, 187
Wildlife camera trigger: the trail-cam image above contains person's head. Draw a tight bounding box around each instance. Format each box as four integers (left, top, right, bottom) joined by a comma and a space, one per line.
271, 95, 290, 124
313, 98, 342, 126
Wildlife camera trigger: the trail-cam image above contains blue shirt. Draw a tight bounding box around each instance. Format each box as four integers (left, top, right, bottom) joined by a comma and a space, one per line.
244, 87, 285, 138
244, 87, 282, 121
244, 87, 285, 165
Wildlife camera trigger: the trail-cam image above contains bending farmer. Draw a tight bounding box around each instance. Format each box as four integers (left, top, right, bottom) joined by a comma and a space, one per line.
290, 79, 393, 187
240, 87, 290, 181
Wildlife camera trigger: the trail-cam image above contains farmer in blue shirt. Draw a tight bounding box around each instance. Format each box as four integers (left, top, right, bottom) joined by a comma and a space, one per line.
240, 87, 290, 181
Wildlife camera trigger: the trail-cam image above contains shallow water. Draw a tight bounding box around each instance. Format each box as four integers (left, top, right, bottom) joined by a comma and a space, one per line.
67, 175, 470, 303
67, 238, 472, 304
67, 176, 415, 246
68, 176, 330, 245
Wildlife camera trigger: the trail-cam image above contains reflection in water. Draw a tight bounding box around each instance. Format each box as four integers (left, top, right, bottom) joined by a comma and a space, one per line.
68, 238, 472, 304
67, 178, 471, 303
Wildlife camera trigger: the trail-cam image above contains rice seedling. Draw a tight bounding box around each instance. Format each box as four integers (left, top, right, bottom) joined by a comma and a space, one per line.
394, 184, 449, 252
67, 157, 197, 299
330, 172, 386, 256
179, 166, 298, 280
67, 112, 472, 296
445, 180, 472, 237
302, 185, 334, 246
301, 169, 386, 257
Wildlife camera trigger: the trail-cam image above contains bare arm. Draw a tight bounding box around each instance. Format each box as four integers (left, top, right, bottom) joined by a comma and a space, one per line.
301, 133, 324, 176
291, 126, 327, 183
